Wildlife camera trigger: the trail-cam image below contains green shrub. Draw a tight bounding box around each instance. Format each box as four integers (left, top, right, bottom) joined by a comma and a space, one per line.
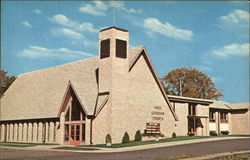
105, 134, 112, 144
210, 131, 218, 136
134, 130, 142, 141
221, 131, 229, 135
122, 132, 130, 143
187, 132, 195, 136
172, 132, 176, 138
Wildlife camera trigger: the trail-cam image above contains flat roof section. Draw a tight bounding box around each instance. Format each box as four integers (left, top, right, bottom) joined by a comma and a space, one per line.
168, 95, 213, 105
100, 26, 128, 32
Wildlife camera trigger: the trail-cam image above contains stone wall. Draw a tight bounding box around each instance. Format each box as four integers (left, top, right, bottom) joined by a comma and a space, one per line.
92, 102, 111, 144
173, 102, 188, 136
231, 109, 250, 135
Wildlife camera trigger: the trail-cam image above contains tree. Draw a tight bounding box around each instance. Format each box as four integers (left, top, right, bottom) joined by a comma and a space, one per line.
161, 68, 223, 100
134, 130, 142, 141
0, 70, 16, 97
122, 132, 130, 143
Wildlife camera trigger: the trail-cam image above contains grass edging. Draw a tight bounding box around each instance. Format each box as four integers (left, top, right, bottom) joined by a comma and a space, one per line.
84, 135, 250, 148
53, 147, 100, 151
0, 142, 59, 148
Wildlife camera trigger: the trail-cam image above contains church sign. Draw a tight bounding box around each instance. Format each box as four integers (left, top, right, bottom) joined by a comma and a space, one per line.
152, 106, 164, 121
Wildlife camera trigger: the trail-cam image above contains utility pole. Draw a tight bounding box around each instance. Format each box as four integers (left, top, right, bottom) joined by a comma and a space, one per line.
179, 78, 182, 96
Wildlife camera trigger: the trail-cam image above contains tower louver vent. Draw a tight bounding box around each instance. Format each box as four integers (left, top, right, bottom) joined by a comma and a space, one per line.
116, 39, 127, 58
100, 39, 110, 59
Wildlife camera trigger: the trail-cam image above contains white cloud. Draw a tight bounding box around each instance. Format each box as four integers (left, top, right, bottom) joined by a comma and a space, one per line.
79, 1, 141, 16
34, 9, 42, 14
212, 77, 223, 83
78, 22, 98, 33
51, 28, 84, 39
212, 43, 249, 57
110, 1, 124, 8
19, 46, 95, 58
49, 14, 72, 27
95, 1, 108, 10
21, 21, 32, 28
220, 9, 249, 24
124, 8, 142, 13
79, 1, 107, 16
218, 9, 249, 31
143, 18, 193, 41
49, 14, 98, 33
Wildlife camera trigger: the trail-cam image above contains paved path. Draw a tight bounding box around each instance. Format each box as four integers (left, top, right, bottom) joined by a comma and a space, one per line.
1, 138, 250, 160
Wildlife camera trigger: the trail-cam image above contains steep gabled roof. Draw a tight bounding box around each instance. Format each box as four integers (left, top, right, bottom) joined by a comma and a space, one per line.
129, 47, 178, 121
1, 57, 99, 120
0, 47, 144, 120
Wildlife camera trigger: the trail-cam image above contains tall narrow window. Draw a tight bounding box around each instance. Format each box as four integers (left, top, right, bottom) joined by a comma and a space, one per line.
100, 39, 110, 59
209, 110, 216, 122
220, 112, 228, 123
188, 103, 196, 116
64, 124, 69, 141
116, 39, 127, 58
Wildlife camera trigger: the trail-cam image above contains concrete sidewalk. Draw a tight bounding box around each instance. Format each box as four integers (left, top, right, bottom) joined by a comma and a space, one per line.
4, 136, 248, 153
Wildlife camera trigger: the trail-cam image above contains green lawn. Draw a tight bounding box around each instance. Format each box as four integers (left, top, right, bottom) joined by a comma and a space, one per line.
0, 142, 37, 148
84, 135, 250, 148
84, 136, 214, 148
53, 147, 100, 151
0, 142, 59, 148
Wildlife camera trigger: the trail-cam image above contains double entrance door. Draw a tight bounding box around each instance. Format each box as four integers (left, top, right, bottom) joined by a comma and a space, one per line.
188, 118, 197, 135
69, 124, 80, 145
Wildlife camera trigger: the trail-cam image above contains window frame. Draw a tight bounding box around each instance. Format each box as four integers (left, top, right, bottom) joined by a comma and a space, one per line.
116, 39, 127, 58
209, 110, 216, 122
100, 39, 110, 59
220, 112, 228, 123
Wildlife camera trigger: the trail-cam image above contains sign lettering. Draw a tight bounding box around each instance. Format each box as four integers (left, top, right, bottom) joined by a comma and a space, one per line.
151, 106, 164, 121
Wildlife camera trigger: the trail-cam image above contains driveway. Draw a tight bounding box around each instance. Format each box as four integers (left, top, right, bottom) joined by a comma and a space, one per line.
0, 138, 250, 160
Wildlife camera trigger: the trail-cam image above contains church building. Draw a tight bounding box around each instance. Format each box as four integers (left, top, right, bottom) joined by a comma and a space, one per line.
0, 27, 249, 145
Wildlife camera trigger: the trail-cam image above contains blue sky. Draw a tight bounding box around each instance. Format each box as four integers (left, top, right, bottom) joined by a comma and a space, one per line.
2, 1, 249, 103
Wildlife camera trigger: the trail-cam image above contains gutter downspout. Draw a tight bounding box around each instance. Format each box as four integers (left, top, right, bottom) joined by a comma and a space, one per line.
88, 115, 95, 145
90, 119, 93, 145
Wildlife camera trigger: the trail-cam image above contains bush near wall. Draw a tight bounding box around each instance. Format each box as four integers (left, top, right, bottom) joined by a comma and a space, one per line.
122, 132, 130, 143
210, 131, 218, 136
134, 130, 142, 141
172, 132, 177, 138
221, 131, 229, 135
105, 134, 112, 144
187, 132, 195, 136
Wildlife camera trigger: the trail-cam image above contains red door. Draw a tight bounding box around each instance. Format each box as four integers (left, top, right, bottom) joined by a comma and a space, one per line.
70, 124, 80, 145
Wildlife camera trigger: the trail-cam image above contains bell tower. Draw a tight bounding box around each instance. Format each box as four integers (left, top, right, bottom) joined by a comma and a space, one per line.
98, 26, 129, 93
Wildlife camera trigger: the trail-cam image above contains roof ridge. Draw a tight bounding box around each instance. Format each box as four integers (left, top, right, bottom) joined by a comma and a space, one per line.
18, 47, 142, 78
18, 56, 99, 77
